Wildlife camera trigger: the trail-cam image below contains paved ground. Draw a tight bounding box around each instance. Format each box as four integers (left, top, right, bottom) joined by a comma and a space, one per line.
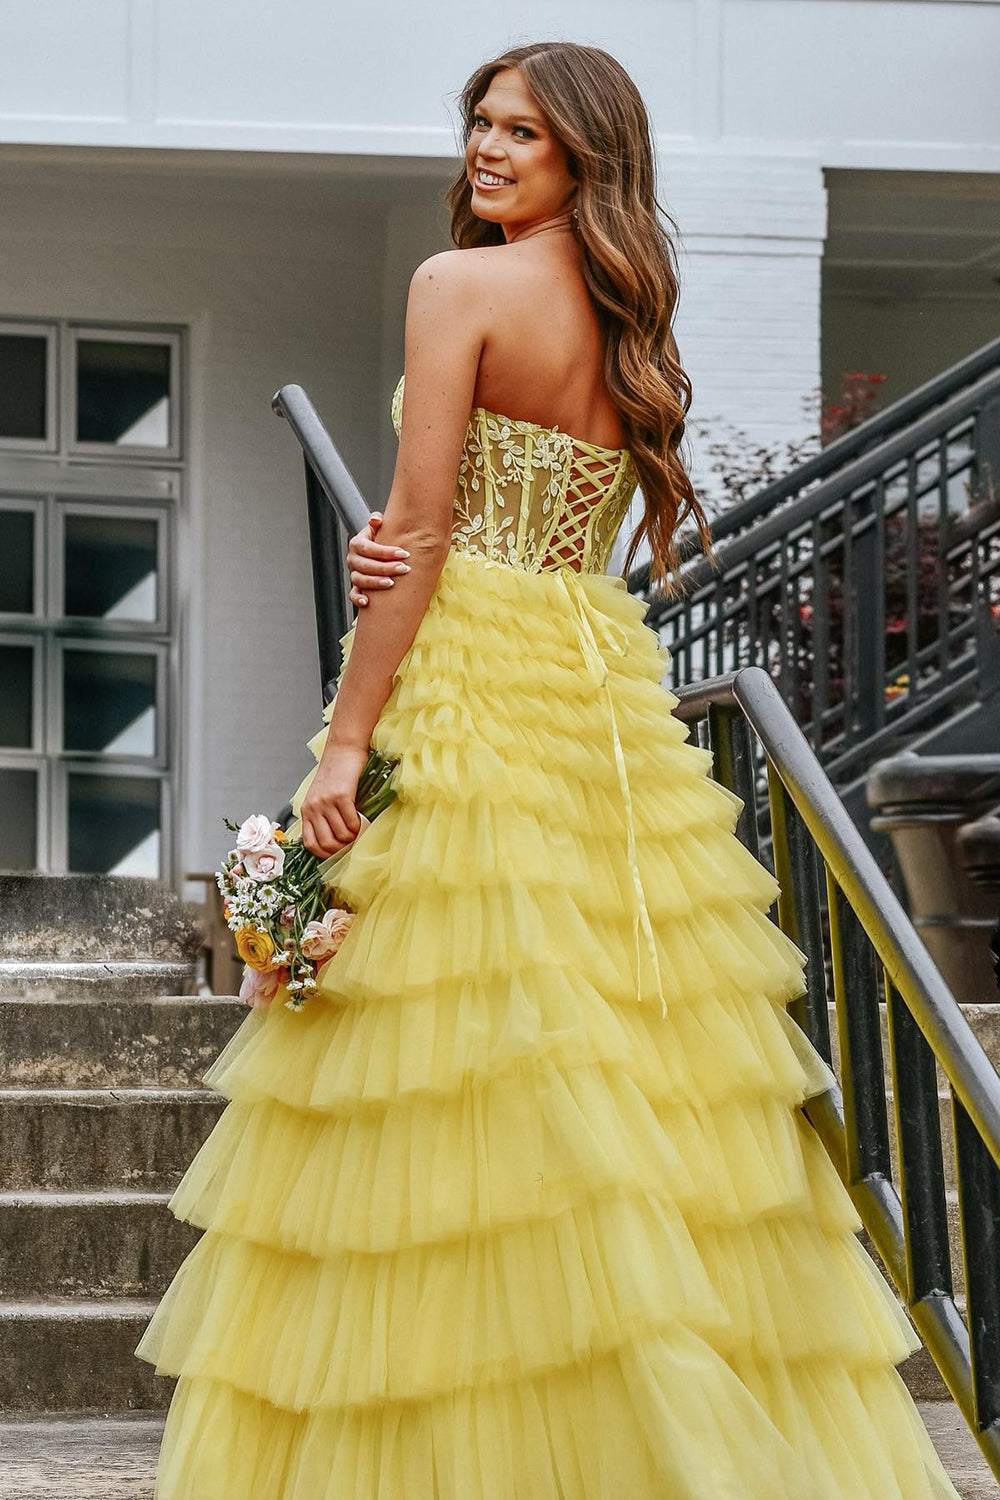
1, 1404, 997, 1498
0, 1416, 163, 1499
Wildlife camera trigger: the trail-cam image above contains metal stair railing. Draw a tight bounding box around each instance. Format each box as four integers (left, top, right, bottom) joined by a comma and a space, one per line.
633, 343, 1000, 787
676, 668, 1000, 1478
272, 382, 371, 705
630, 332, 1000, 583
275, 378, 1000, 1472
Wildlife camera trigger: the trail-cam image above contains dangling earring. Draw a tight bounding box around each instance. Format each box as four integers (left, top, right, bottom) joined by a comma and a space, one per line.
571, 205, 580, 232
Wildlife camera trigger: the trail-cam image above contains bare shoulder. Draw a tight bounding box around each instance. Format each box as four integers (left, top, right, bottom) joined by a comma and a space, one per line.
405, 249, 503, 352
409, 245, 513, 301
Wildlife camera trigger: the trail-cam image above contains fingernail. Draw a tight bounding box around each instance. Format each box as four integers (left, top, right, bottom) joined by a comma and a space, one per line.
395, 549, 410, 558
397, 563, 411, 573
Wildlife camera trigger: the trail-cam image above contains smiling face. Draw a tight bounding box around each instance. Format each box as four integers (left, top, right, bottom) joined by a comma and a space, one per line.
464, 67, 577, 239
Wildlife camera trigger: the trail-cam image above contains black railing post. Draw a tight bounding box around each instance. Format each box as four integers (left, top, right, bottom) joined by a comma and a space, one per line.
855, 492, 881, 740
304, 459, 352, 704
826, 875, 893, 1187
767, 767, 833, 1064
885, 972, 952, 1306
953, 1092, 1000, 1430
707, 701, 759, 859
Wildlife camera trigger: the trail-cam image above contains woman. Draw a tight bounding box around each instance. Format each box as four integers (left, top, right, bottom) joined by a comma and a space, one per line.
137, 42, 961, 1499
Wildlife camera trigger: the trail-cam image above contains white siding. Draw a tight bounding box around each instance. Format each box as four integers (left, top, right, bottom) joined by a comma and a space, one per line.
1, 1, 997, 168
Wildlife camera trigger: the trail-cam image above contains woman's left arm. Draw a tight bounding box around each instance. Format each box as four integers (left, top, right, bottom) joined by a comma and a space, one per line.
299, 251, 486, 858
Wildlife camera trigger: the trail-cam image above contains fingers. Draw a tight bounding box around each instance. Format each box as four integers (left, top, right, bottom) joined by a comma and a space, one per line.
346, 518, 411, 606
301, 799, 362, 857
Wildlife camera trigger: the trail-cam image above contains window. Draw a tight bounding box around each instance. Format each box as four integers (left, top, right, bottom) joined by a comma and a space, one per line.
70, 329, 180, 457
0, 323, 56, 451
0, 318, 183, 879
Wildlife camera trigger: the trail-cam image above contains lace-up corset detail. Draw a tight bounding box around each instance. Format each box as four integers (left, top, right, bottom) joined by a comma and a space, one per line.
391, 374, 638, 576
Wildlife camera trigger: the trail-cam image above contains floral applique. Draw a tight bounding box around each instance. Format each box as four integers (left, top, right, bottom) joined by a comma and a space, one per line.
391, 373, 639, 574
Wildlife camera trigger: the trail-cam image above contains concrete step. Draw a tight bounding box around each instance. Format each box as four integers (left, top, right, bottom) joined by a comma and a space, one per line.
0, 1088, 223, 1192
0, 995, 244, 1088
0, 1300, 169, 1412
0, 1192, 200, 1299
0, 1405, 995, 1498
0, 962, 199, 1002
0, 874, 204, 965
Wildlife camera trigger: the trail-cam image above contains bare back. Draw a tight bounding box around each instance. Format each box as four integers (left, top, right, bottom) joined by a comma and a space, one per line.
469, 237, 629, 451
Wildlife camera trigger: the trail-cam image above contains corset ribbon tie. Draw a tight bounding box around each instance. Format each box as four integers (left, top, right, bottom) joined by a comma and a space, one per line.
554, 569, 667, 1020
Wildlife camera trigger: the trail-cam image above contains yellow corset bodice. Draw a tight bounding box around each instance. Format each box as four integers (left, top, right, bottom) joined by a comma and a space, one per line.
391, 374, 639, 576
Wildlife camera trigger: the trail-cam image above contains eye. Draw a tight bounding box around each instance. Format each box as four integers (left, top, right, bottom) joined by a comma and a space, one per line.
471, 114, 534, 139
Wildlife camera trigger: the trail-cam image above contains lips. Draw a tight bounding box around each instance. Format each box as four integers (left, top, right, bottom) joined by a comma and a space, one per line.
474, 167, 515, 189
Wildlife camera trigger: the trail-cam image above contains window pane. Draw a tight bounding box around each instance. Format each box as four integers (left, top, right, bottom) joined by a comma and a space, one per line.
67, 772, 160, 875
0, 510, 35, 613
63, 514, 159, 622
0, 644, 34, 748
0, 333, 47, 441
0, 768, 37, 869
76, 339, 171, 448
63, 649, 157, 756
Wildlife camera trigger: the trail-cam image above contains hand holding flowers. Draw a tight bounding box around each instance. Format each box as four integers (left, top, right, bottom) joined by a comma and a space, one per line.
218, 746, 397, 1011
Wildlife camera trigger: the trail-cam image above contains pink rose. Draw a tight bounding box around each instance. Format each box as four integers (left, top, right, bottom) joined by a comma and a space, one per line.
279, 905, 296, 927
243, 842, 285, 882
300, 907, 354, 960
236, 814, 280, 855
239, 964, 287, 1009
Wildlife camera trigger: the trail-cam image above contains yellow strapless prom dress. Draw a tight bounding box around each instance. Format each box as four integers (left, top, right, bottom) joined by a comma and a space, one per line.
136, 374, 962, 1499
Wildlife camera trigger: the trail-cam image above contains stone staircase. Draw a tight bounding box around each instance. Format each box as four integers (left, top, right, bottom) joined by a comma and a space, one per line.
0, 875, 241, 1420
0, 876, 996, 1494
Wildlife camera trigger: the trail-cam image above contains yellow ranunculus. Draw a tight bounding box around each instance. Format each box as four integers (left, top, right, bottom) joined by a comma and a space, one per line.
235, 927, 276, 971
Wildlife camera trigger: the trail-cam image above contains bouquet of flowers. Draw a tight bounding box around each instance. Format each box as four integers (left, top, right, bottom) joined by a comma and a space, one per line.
217, 748, 398, 1011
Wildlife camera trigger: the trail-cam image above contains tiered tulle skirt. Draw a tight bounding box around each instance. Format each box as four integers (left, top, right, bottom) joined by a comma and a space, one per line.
136, 548, 961, 1498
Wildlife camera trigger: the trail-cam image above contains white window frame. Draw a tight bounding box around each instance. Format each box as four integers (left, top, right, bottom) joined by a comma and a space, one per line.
67, 326, 182, 461
0, 496, 45, 621
52, 636, 169, 769
0, 630, 44, 754
0, 320, 58, 454
0, 756, 49, 872
55, 761, 171, 879
0, 316, 184, 881
52, 499, 171, 635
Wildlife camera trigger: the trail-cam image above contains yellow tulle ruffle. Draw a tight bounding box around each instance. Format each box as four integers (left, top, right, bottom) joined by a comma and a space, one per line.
136, 549, 959, 1499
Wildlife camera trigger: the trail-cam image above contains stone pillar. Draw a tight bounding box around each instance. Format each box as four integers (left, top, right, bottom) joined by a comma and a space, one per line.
866, 753, 1000, 1004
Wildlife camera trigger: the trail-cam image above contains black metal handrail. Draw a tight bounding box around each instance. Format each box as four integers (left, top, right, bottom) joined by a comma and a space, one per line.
676, 665, 1000, 1475
628, 331, 1000, 593
272, 383, 372, 703
636, 351, 1000, 789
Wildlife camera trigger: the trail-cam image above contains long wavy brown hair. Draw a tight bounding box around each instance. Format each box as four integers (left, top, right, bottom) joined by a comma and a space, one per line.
445, 41, 715, 594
